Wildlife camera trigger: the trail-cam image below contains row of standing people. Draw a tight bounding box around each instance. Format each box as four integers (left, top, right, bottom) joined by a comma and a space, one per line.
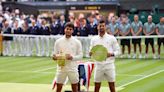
1, 14, 164, 58
0, 15, 98, 57
107, 15, 163, 59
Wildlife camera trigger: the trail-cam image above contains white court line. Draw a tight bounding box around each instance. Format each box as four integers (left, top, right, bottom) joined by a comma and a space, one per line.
0, 67, 57, 74
116, 74, 145, 77
118, 70, 164, 89
0, 82, 124, 92
1, 70, 162, 91
33, 67, 56, 72
0, 71, 55, 74
0, 70, 146, 77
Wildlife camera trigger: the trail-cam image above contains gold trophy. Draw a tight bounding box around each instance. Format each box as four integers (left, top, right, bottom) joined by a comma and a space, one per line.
57, 50, 66, 67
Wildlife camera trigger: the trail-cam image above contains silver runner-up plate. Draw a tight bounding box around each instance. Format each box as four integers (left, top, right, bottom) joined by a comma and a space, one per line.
91, 45, 108, 62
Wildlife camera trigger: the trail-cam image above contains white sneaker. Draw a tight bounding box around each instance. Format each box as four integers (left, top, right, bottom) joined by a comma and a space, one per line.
133, 54, 136, 59
26, 54, 30, 57
18, 54, 22, 56
153, 55, 156, 59
46, 54, 49, 57
139, 54, 142, 59
128, 55, 131, 58
37, 54, 41, 57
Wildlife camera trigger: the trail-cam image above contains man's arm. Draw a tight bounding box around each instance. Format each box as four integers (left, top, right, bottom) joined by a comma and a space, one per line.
119, 28, 124, 36
143, 24, 147, 35
131, 27, 136, 36
136, 22, 143, 36
148, 29, 155, 35
136, 26, 142, 36
124, 28, 131, 36
52, 40, 59, 60
114, 28, 119, 35
89, 38, 94, 56
156, 25, 160, 35
106, 26, 113, 35
125, 24, 131, 36
112, 37, 121, 56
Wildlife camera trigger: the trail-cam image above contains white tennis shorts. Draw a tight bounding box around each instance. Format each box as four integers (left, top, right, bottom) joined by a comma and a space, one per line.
94, 63, 115, 82
56, 71, 79, 84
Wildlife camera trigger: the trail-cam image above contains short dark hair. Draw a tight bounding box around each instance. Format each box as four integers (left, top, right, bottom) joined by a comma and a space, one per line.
98, 20, 105, 24
64, 22, 74, 30
160, 16, 164, 19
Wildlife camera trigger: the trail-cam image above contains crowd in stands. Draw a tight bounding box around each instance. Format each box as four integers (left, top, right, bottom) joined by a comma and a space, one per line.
0, 7, 163, 59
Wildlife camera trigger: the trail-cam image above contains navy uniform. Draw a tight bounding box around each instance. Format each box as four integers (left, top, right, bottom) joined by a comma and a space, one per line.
3, 26, 13, 40
87, 23, 98, 35
50, 20, 60, 56
13, 27, 23, 34
21, 22, 30, 56
2, 24, 13, 56
88, 15, 98, 35
29, 25, 40, 35
77, 19, 90, 57
29, 23, 40, 56
13, 25, 23, 56
50, 21, 60, 35
58, 20, 66, 35
40, 22, 50, 56
22, 25, 30, 35
76, 18, 89, 36
76, 25, 89, 36
40, 25, 50, 35
73, 26, 78, 36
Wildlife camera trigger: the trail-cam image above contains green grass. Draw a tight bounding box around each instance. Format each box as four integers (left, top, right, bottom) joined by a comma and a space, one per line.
0, 56, 164, 92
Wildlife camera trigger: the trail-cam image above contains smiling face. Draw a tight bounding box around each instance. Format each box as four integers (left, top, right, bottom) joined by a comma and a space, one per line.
64, 22, 75, 39
97, 20, 106, 36
98, 23, 106, 32
64, 26, 73, 38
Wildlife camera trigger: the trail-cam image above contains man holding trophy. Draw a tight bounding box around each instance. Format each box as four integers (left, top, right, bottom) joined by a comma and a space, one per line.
53, 22, 83, 92
89, 20, 121, 92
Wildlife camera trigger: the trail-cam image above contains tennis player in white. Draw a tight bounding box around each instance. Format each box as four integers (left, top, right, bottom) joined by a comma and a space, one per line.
89, 20, 121, 92
53, 22, 83, 92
